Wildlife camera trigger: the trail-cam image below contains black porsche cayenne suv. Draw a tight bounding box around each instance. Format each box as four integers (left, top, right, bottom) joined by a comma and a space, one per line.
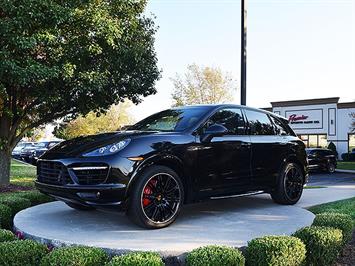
35, 104, 308, 229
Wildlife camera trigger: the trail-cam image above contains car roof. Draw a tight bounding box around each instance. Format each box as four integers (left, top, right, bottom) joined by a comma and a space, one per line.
172, 104, 288, 122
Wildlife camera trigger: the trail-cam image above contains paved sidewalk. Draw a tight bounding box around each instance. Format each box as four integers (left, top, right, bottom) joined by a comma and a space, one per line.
14, 184, 354, 256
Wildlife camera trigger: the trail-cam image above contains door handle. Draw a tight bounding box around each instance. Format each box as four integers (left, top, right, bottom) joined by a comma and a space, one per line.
241, 142, 251, 147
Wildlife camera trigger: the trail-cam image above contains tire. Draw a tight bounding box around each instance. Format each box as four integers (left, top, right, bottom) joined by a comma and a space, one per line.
271, 162, 304, 205
327, 162, 335, 173
65, 202, 95, 211
127, 165, 184, 229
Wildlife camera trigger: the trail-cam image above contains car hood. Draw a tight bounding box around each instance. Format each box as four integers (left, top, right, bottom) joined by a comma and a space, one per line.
41, 130, 158, 159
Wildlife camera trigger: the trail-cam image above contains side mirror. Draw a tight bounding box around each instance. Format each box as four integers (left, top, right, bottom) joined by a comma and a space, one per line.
200, 124, 228, 143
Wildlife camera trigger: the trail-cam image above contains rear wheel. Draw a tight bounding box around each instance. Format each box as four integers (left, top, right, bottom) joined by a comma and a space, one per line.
127, 165, 184, 229
65, 202, 95, 211
327, 162, 335, 173
271, 162, 304, 205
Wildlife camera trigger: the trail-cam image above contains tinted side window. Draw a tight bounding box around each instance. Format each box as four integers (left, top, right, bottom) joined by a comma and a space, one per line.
245, 110, 275, 135
204, 108, 246, 135
48, 143, 57, 148
270, 116, 289, 136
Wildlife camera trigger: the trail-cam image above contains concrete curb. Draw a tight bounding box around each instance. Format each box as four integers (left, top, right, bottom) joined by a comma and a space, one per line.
335, 169, 355, 174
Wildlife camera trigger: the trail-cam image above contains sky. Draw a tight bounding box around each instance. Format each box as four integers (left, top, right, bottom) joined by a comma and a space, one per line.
128, 0, 355, 121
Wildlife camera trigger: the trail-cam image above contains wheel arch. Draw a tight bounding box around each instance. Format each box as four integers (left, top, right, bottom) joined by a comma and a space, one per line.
126, 154, 193, 204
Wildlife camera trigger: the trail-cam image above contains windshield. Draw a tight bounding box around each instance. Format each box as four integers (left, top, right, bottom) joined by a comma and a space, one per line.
35, 142, 48, 148
14, 143, 25, 150
129, 108, 208, 132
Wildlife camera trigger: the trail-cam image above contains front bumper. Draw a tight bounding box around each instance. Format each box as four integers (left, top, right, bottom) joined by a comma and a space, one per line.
35, 181, 127, 211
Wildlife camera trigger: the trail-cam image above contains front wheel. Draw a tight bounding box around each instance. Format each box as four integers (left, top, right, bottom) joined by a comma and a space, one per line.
127, 165, 184, 229
271, 162, 304, 205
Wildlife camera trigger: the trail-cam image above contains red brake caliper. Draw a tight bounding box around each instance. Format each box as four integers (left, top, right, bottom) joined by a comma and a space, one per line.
142, 179, 157, 207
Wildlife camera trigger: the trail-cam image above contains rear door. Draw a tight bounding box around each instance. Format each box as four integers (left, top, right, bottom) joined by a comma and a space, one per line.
244, 109, 287, 188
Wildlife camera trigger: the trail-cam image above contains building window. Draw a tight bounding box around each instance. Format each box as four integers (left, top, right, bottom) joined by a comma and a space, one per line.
349, 134, 355, 153
298, 134, 327, 148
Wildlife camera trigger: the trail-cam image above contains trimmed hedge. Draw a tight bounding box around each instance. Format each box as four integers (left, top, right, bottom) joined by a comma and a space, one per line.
341, 152, 355, 161
107, 251, 164, 266
186, 245, 245, 266
0, 229, 17, 242
293, 226, 343, 266
0, 239, 48, 266
0, 204, 12, 229
0, 196, 31, 216
246, 235, 306, 266
17, 191, 53, 206
40, 246, 109, 266
312, 212, 353, 243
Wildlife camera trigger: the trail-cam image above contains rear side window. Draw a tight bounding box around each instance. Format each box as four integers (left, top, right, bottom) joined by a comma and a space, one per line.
204, 108, 246, 135
244, 109, 275, 135
270, 116, 289, 136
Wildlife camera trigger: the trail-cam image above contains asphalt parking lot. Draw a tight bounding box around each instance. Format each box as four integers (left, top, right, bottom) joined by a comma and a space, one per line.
308, 171, 355, 186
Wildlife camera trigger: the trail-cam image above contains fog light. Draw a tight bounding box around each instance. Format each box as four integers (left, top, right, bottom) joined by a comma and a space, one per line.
96, 192, 101, 198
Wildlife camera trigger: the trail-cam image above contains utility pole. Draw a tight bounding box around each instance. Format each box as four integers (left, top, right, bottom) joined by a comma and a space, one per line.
240, 0, 247, 105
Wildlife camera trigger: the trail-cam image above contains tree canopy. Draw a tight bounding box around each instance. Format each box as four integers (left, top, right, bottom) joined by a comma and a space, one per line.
171, 64, 236, 107
0, 0, 160, 184
54, 101, 133, 140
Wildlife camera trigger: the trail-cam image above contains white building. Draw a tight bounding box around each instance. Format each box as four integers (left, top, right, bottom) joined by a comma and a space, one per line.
263, 97, 355, 158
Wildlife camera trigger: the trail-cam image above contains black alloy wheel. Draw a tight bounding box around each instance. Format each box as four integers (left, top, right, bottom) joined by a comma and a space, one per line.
271, 162, 304, 205
327, 162, 335, 173
127, 165, 184, 229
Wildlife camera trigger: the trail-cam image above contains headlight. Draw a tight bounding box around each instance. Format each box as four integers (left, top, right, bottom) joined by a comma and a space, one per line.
82, 139, 131, 157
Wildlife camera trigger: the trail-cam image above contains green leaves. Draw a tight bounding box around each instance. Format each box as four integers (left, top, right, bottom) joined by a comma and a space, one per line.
0, 0, 160, 184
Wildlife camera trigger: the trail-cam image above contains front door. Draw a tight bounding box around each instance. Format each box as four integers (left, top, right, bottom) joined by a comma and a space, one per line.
194, 108, 252, 195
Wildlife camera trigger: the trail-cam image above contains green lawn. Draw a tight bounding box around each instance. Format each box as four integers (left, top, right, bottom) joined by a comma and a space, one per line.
308, 197, 355, 222
337, 161, 355, 171
10, 159, 36, 187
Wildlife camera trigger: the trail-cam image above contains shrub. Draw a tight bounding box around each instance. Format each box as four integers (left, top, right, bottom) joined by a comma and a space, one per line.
17, 191, 53, 206
107, 251, 164, 266
0, 204, 12, 229
293, 226, 343, 266
0, 196, 31, 216
40, 246, 109, 266
312, 212, 353, 243
0, 229, 16, 242
186, 245, 245, 266
327, 142, 338, 157
341, 152, 355, 161
0, 239, 48, 266
245, 235, 306, 266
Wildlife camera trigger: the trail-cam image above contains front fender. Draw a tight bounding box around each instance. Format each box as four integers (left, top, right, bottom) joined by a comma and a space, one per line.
125, 153, 187, 197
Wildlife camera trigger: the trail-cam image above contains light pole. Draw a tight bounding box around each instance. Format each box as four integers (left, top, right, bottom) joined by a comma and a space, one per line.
240, 0, 247, 105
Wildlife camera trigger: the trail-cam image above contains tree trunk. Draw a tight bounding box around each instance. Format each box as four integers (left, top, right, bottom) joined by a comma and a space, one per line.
0, 149, 11, 186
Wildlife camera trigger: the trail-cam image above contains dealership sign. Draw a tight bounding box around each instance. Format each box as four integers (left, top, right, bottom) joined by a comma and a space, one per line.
285, 109, 323, 129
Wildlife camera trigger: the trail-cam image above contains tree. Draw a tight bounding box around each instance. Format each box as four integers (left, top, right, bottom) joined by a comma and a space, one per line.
327, 142, 338, 158
0, 0, 160, 185
171, 64, 236, 107
54, 101, 133, 140
24, 127, 46, 142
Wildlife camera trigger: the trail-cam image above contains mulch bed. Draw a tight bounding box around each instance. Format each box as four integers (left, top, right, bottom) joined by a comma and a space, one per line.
335, 231, 355, 266
0, 184, 33, 193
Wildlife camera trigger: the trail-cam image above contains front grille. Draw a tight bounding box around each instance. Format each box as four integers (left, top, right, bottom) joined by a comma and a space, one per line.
73, 168, 109, 185
37, 161, 73, 185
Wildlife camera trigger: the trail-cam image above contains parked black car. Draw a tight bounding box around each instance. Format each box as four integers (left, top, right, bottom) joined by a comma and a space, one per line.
12, 142, 35, 160
20, 141, 61, 165
36, 105, 308, 229
306, 148, 337, 173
